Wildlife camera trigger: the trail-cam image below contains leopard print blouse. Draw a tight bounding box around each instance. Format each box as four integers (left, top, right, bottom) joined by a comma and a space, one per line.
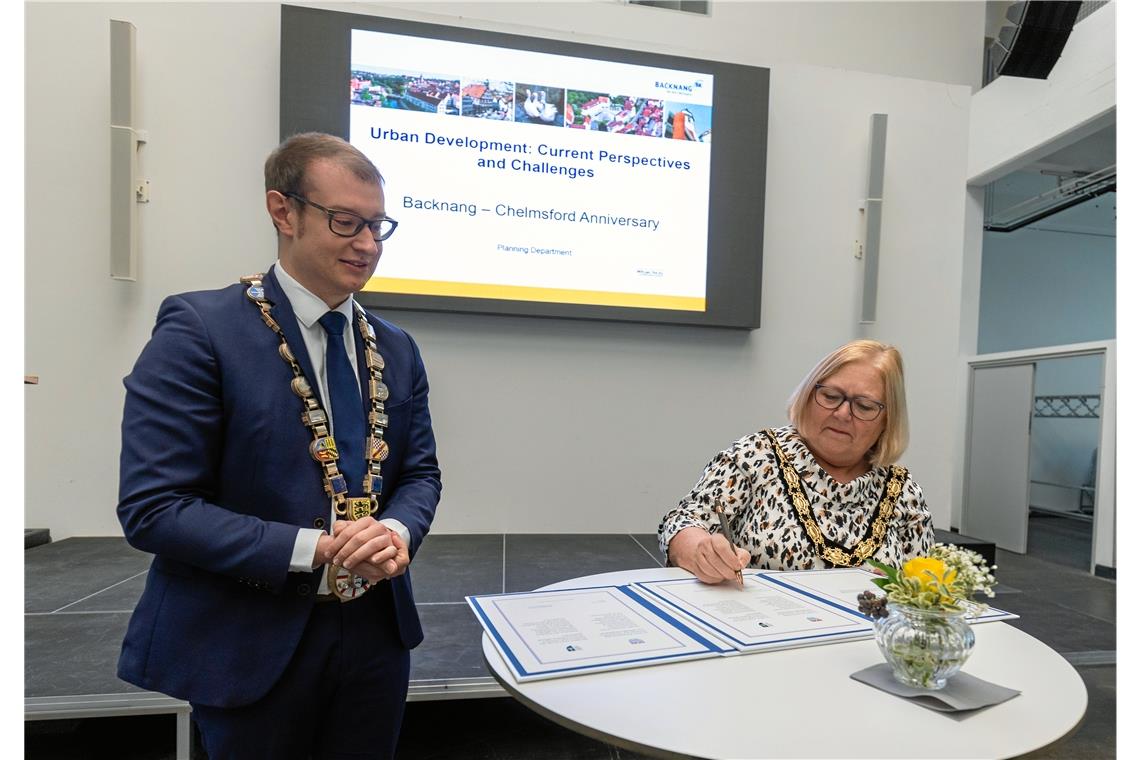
658, 425, 933, 571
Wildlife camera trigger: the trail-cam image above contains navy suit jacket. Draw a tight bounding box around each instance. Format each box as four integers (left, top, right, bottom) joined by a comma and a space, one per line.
117, 268, 441, 707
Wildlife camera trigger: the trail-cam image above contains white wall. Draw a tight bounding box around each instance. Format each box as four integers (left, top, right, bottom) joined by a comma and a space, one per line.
967, 3, 1116, 185
25, 1, 982, 538
978, 226, 1115, 354
955, 2, 1117, 560
369, 1, 985, 88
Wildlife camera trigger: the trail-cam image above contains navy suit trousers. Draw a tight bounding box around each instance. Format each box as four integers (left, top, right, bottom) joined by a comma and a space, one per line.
190, 582, 410, 760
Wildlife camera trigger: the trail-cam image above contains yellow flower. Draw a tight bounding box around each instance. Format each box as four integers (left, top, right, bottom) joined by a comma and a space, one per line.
901, 557, 957, 591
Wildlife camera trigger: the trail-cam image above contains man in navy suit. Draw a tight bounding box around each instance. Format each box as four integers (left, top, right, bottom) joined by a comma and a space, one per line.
117, 132, 441, 759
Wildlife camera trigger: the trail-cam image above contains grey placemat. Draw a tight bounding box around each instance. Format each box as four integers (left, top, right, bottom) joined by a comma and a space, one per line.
851, 663, 1021, 713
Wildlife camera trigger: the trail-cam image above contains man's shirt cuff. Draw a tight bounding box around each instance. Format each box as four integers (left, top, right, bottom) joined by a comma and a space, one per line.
379, 518, 410, 548
290, 528, 323, 572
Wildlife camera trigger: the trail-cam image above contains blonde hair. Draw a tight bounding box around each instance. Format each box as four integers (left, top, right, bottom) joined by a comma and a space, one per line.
786, 340, 909, 467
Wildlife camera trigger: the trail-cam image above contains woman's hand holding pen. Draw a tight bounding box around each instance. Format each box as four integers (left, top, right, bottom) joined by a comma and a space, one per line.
667, 526, 749, 586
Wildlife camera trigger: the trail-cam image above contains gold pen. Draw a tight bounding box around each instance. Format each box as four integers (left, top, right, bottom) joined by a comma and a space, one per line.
713, 503, 745, 588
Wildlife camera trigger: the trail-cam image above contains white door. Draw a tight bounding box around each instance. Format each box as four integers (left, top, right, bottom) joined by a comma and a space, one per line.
963, 363, 1035, 553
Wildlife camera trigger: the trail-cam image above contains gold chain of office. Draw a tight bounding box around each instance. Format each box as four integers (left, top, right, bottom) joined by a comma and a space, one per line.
241, 274, 391, 600
761, 428, 906, 568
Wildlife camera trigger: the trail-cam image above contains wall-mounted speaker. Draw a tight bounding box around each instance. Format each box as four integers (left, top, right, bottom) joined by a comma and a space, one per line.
860, 113, 887, 324
990, 1, 1082, 80
110, 19, 146, 281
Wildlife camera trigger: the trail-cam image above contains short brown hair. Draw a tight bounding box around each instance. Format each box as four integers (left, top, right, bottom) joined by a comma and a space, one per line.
264, 132, 383, 196
786, 339, 909, 467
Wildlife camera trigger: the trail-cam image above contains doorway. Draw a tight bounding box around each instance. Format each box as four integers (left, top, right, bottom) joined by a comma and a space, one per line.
962, 344, 1112, 575
1027, 355, 1104, 570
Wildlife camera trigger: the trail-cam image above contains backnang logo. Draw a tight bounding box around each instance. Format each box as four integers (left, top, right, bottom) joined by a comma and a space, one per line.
654, 79, 701, 95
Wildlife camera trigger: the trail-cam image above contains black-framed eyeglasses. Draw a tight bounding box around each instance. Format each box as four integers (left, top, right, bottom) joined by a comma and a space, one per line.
812, 384, 885, 422
284, 192, 398, 242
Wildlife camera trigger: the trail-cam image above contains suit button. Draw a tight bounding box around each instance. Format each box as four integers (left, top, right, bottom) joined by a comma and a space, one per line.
297, 584, 310, 596
313, 517, 326, 529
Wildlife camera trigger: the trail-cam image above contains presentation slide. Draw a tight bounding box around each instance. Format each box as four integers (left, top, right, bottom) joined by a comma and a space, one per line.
349, 29, 715, 312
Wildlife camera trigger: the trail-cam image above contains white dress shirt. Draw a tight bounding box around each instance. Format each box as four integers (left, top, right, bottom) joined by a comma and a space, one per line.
274, 261, 409, 585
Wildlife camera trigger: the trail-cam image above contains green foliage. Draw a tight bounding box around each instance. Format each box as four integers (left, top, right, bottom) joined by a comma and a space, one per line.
865, 558, 896, 591
860, 544, 997, 615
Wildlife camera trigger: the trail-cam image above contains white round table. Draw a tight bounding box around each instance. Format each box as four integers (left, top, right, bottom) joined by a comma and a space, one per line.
482, 568, 1088, 759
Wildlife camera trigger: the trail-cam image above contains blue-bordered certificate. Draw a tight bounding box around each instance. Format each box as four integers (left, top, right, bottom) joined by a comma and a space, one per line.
469, 569, 1017, 682
632, 572, 874, 651
467, 585, 726, 682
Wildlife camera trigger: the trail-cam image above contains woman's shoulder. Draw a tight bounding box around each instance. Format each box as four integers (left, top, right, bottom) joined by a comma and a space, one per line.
764, 424, 815, 464
705, 428, 789, 480
724, 426, 791, 456
883, 461, 923, 489
883, 465, 928, 508
901, 471, 926, 500
689, 430, 763, 473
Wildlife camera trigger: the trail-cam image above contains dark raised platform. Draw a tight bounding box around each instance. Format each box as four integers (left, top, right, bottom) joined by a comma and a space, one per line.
25, 531, 1112, 760
25, 529, 51, 550
23, 535, 666, 758
24, 535, 666, 707
25, 530, 998, 712
934, 528, 996, 567
26, 530, 1114, 760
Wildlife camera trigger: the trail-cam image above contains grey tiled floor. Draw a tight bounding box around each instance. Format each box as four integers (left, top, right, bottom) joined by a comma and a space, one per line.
408, 534, 664, 684
25, 533, 1113, 759
1027, 511, 1095, 572
991, 515, 1115, 760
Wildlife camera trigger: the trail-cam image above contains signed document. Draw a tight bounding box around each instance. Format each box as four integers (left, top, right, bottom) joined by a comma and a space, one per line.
468, 586, 723, 682
633, 574, 871, 651
469, 569, 1018, 683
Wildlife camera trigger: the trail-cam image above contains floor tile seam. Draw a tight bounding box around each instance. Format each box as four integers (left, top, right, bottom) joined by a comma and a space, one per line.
1031, 575, 1117, 589
995, 579, 1107, 594
628, 534, 664, 568
1061, 650, 1116, 666
24, 692, 161, 702
25, 610, 135, 616
1006, 592, 1117, 618
49, 570, 149, 613
416, 601, 470, 606
999, 560, 1111, 584
25, 560, 152, 576
997, 594, 1105, 609
1051, 600, 1116, 626
35, 601, 476, 611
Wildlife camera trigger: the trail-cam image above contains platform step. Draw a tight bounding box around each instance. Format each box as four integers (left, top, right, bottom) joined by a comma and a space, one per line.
25, 528, 51, 550
934, 528, 995, 567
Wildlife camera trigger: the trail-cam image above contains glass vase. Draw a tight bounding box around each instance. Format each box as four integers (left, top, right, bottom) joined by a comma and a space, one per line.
873, 603, 975, 690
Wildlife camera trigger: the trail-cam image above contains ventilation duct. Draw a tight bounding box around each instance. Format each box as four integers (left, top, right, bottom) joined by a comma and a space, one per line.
984, 165, 1115, 233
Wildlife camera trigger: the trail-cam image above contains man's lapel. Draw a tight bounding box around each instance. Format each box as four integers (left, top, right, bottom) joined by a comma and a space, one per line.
263, 267, 320, 390
352, 307, 373, 417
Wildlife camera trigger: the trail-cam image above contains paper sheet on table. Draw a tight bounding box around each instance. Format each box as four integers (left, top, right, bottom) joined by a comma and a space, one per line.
631, 574, 873, 651
468, 569, 1018, 684
467, 585, 726, 682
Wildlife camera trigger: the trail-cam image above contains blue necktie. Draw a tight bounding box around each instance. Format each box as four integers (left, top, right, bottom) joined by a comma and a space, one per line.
318, 311, 365, 496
